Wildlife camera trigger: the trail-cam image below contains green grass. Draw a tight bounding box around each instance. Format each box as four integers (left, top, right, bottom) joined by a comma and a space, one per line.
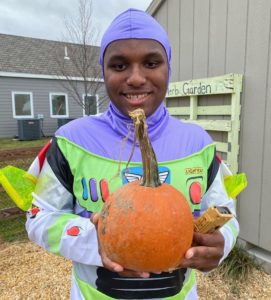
0, 138, 50, 150
0, 215, 28, 242
0, 191, 13, 210
217, 243, 262, 282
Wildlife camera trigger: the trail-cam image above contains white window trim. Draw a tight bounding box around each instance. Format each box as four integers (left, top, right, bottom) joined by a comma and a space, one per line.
0, 71, 104, 82
82, 94, 99, 116
49, 93, 69, 118
12, 91, 34, 119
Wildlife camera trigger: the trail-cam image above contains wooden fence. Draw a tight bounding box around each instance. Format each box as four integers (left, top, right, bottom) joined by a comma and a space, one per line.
166, 73, 243, 174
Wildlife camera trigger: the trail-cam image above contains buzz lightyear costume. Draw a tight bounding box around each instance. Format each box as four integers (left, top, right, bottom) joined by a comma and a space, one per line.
26, 8, 239, 300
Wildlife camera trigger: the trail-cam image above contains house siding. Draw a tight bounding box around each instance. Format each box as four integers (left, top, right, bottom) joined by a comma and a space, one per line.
0, 76, 108, 138
149, 0, 271, 253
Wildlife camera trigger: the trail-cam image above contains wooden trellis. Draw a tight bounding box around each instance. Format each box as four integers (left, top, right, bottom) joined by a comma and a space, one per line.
166, 73, 243, 174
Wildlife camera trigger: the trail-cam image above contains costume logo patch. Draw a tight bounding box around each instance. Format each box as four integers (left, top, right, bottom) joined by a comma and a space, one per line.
121, 166, 170, 184
67, 226, 81, 236
29, 207, 40, 219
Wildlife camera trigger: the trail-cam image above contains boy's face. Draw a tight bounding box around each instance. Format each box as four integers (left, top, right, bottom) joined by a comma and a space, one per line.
103, 39, 169, 117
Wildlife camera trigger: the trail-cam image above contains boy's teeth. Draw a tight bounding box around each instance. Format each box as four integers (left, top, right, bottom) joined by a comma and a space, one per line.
126, 94, 147, 99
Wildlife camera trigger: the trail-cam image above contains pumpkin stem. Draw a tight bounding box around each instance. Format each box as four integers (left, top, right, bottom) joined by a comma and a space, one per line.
129, 109, 161, 188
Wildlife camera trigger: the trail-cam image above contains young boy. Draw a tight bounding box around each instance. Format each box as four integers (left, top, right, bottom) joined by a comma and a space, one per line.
26, 8, 239, 299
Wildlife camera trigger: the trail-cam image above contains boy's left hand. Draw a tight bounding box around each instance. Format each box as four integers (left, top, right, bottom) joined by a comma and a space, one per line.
178, 231, 224, 272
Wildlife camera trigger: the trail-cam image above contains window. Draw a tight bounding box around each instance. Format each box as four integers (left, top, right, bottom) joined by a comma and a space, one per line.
83, 94, 99, 116
49, 93, 69, 118
12, 92, 34, 118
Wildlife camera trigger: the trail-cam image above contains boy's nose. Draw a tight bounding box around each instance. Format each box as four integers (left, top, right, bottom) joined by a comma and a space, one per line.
126, 66, 146, 87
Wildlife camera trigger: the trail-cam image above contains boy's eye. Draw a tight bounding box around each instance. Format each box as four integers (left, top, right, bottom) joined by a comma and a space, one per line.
111, 63, 126, 71
145, 61, 160, 68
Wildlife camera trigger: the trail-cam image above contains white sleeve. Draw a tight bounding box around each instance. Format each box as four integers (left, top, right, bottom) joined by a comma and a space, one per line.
201, 161, 239, 263
26, 159, 102, 267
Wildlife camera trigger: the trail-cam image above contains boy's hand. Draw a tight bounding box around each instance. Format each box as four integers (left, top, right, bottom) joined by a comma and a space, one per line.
178, 231, 224, 272
91, 213, 150, 278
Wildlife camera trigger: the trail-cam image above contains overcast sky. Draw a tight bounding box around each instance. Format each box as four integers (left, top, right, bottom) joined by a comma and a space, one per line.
0, 0, 152, 44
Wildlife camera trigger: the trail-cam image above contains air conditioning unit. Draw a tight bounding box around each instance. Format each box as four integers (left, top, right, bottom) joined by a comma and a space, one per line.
17, 119, 41, 141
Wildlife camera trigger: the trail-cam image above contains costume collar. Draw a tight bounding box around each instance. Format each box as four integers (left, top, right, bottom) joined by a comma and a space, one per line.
104, 102, 169, 142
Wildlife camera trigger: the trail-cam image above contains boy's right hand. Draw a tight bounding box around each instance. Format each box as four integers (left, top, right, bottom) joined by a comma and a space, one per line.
90, 213, 150, 278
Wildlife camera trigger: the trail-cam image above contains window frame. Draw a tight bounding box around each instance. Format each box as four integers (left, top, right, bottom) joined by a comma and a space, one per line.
11, 91, 34, 119
49, 92, 69, 118
82, 94, 99, 116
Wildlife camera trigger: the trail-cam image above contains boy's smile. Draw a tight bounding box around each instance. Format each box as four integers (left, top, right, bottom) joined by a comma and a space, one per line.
103, 39, 169, 117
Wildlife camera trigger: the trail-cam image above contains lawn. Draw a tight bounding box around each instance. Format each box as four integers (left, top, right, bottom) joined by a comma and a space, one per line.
0, 137, 50, 150
0, 192, 13, 210
0, 216, 27, 242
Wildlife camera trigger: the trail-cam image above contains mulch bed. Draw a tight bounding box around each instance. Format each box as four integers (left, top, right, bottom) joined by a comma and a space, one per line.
0, 146, 42, 161
0, 207, 25, 220
1, 241, 271, 299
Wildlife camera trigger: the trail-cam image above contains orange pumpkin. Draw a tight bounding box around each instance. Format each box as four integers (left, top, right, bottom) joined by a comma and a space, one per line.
98, 109, 194, 273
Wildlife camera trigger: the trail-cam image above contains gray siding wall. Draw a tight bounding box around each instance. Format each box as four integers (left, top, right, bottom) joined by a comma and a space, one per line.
0, 77, 108, 138
152, 0, 271, 252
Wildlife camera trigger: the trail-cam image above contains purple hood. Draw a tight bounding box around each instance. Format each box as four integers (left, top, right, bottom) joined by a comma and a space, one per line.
99, 8, 171, 78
